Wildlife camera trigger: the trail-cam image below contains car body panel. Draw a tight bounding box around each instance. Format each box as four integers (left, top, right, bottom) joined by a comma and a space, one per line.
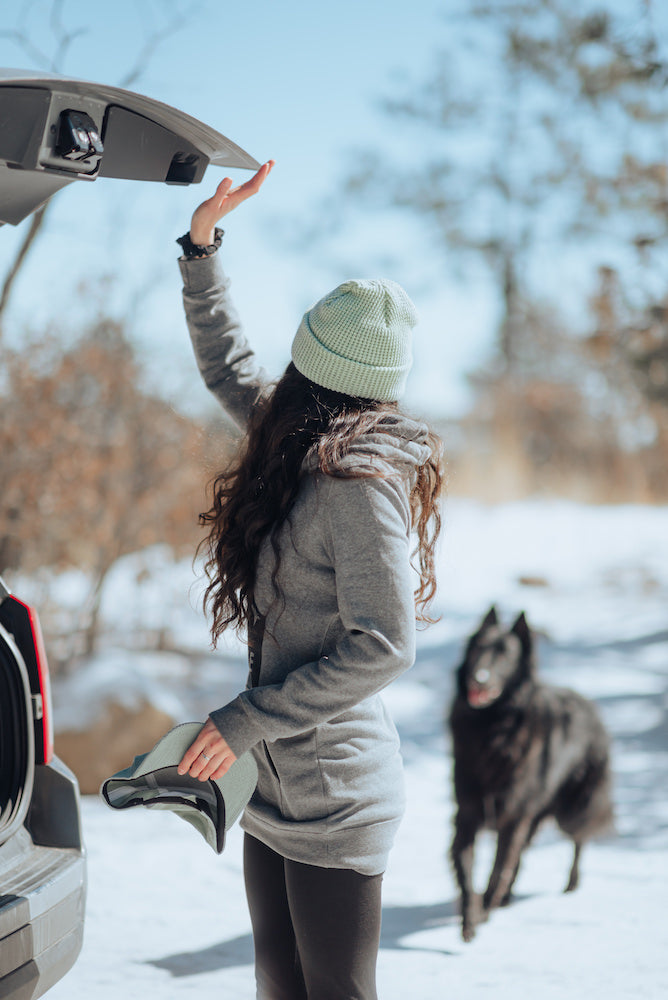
0, 590, 86, 997
0, 824, 86, 1000
0, 68, 260, 224
0, 790, 86, 999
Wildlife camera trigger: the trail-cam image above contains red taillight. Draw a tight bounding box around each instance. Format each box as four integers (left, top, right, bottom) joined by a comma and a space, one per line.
12, 598, 54, 765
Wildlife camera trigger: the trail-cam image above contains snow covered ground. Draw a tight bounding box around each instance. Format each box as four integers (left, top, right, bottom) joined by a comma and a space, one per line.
39, 499, 668, 999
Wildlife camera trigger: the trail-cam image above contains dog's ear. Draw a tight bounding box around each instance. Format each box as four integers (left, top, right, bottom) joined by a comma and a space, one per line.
480, 606, 498, 632
511, 611, 531, 645
457, 606, 498, 691
461, 606, 498, 665
511, 612, 536, 680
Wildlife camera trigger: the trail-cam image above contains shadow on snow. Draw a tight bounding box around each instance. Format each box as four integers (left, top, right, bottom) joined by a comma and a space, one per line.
143, 899, 460, 977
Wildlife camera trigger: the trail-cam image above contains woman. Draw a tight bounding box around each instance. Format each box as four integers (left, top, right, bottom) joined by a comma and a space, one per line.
176, 161, 442, 1000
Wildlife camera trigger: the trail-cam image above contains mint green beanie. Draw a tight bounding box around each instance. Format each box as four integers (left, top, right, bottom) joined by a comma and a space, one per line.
291, 278, 418, 401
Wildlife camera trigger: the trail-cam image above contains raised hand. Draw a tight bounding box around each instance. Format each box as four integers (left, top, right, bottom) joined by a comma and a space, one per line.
190, 159, 275, 245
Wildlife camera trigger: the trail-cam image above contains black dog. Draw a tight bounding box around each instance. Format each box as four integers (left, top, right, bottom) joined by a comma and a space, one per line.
449, 607, 613, 942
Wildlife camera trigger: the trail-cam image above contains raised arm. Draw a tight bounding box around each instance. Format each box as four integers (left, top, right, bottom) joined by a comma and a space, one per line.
178, 161, 275, 429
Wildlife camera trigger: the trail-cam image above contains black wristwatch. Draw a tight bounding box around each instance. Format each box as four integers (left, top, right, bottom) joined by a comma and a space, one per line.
176, 227, 224, 259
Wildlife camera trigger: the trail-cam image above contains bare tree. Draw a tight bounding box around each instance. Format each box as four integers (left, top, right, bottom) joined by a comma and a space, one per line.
338, 1, 668, 371
584, 264, 668, 496
325, 0, 668, 499
0, 307, 234, 662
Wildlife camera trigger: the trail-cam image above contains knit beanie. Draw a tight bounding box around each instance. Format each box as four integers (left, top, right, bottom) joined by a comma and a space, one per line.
291, 278, 418, 401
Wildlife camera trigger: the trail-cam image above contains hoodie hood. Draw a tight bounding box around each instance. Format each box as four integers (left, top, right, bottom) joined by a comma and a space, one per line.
302, 411, 432, 481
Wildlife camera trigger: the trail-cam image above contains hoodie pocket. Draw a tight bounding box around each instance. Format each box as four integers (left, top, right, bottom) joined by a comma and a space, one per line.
266, 732, 329, 822
255, 740, 284, 815
263, 740, 280, 781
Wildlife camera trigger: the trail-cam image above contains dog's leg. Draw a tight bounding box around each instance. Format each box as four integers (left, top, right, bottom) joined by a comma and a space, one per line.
482, 817, 532, 913
497, 812, 544, 905
451, 809, 481, 942
565, 841, 582, 892
499, 858, 521, 907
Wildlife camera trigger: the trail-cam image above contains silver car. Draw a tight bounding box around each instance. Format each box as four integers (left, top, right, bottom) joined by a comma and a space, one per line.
0, 577, 86, 997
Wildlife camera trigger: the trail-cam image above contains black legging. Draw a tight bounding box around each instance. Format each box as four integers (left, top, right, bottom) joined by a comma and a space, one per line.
243, 834, 383, 1000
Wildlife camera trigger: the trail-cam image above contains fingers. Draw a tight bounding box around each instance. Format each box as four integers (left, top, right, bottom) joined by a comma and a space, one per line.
242, 159, 275, 191
222, 159, 275, 210
177, 722, 212, 775
189, 161, 274, 239
246, 158, 275, 191
190, 744, 236, 782
177, 719, 237, 782
177, 720, 212, 774
211, 176, 235, 208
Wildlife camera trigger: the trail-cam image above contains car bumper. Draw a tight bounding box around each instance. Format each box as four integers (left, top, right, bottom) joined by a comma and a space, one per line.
0, 757, 86, 999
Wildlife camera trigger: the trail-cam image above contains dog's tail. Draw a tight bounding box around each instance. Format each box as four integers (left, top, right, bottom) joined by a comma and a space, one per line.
554, 753, 615, 841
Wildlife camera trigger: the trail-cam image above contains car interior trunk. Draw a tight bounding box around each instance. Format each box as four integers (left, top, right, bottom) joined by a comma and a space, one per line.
0, 632, 33, 842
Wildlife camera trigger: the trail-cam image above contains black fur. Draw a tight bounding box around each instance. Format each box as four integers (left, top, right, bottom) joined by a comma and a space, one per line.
449, 606, 614, 942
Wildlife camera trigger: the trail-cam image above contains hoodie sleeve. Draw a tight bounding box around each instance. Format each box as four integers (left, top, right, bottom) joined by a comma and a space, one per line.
209, 474, 416, 757
179, 253, 268, 429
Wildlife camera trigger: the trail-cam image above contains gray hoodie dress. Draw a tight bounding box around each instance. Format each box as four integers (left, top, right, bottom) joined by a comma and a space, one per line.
180, 254, 432, 875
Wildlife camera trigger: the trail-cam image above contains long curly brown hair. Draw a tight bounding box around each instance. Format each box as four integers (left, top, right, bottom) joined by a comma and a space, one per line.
199, 363, 443, 645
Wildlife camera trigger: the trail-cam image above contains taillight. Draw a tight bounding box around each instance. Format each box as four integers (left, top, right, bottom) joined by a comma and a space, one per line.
0, 589, 54, 765
15, 599, 53, 765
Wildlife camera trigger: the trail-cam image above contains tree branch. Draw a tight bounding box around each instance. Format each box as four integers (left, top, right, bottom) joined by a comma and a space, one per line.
118, 7, 193, 89
0, 29, 52, 69
0, 205, 50, 333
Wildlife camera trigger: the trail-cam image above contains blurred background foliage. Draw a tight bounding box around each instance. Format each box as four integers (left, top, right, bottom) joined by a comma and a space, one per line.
334, 0, 668, 501
0, 299, 233, 661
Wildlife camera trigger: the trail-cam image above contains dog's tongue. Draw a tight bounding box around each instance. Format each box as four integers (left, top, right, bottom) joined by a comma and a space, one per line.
468, 686, 495, 708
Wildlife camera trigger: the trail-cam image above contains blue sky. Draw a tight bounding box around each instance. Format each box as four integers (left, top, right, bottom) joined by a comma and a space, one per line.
0, 0, 499, 420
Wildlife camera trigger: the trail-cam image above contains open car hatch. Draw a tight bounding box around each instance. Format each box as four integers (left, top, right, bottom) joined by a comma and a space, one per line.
0, 68, 260, 225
